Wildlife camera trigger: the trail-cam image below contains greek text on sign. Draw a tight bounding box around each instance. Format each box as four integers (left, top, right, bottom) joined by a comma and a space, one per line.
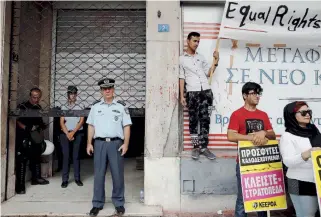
239, 140, 287, 213
219, 1, 321, 45
240, 145, 280, 166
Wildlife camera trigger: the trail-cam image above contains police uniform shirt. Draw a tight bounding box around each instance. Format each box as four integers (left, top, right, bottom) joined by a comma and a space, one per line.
61, 103, 84, 131
86, 99, 132, 139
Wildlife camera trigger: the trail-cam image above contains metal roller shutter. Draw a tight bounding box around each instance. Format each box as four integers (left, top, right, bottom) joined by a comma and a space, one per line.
53, 5, 146, 113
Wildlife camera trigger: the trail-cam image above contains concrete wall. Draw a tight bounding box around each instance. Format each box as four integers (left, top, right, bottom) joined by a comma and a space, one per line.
144, 1, 237, 213
0, 1, 12, 202
17, 2, 42, 103
180, 156, 237, 212
4, 2, 54, 199
0, 0, 5, 202
144, 0, 181, 212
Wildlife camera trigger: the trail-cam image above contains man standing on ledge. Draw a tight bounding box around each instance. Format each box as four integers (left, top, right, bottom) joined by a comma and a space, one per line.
86, 78, 132, 217
179, 31, 219, 160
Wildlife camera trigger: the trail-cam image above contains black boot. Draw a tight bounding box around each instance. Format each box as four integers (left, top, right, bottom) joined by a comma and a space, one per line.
15, 155, 26, 194
31, 163, 49, 185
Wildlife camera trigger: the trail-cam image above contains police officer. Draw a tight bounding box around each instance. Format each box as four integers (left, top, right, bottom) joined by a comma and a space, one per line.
86, 78, 132, 217
60, 85, 84, 188
15, 87, 49, 194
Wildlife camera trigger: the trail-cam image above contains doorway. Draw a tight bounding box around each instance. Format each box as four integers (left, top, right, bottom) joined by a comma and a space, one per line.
5, 0, 147, 210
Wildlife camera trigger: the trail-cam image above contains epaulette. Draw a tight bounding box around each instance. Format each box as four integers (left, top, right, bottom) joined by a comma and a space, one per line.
117, 100, 126, 106
92, 100, 101, 106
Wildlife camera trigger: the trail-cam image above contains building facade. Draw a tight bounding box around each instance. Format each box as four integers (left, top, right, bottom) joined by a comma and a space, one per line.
1, 1, 300, 215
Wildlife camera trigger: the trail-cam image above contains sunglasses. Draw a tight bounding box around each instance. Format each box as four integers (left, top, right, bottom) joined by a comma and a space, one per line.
297, 110, 312, 117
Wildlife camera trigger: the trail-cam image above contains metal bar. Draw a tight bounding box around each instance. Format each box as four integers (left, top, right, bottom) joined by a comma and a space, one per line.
8, 108, 145, 117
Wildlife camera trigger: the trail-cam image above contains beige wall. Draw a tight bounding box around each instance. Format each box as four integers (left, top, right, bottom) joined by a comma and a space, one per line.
0, 1, 12, 202
144, 0, 182, 211
17, 2, 42, 104
3, 2, 54, 200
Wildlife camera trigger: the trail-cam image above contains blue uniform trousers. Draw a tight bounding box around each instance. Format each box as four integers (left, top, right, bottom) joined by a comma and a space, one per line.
92, 139, 124, 208
60, 132, 83, 182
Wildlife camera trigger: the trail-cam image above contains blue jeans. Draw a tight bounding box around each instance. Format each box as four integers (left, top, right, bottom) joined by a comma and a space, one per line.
235, 163, 267, 217
290, 194, 319, 217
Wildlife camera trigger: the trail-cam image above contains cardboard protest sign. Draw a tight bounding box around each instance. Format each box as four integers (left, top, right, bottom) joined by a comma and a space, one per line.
219, 1, 321, 45
238, 140, 287, 212
312, 150, 321, 213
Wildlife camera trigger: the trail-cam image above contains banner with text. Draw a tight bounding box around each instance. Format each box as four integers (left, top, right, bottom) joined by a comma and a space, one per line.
211, 40, 321, 138
312, 150, 321, 212
182, 5, 321, 152
238, 140, 287, 212
219, 1, 321, 45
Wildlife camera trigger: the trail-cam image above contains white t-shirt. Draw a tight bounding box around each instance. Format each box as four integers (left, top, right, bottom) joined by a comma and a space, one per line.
279, 132, 314, 183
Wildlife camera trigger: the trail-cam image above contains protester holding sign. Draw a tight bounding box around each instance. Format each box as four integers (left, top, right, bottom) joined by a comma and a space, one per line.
227, 82, 276, 217
279, 101, 321, 217
179, 31, 219, 160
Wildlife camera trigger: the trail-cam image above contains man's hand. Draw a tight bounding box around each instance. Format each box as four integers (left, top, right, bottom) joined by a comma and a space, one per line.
180, 97, 187, 107
213, 51, 219, 63
87, 144, 94, 156
251, 131, 267, 146
118, 144, 128, 156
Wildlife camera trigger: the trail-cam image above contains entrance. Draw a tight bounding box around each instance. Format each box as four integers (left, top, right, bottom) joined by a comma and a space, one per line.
2, 1, 151, 215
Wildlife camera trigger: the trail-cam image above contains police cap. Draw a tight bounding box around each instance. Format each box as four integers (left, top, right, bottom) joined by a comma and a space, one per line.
67, 85, 78, 93
98, 78, 115, 88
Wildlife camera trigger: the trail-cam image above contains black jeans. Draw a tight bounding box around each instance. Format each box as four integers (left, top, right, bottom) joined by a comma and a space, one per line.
186, 89, 213, 149
60, 132, 83, 182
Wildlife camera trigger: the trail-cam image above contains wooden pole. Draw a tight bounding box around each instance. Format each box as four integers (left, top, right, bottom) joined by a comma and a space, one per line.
209, 38, 220, 85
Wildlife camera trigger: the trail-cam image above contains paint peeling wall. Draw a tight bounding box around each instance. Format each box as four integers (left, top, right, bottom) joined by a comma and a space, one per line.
145, 1, 181, 158
144, 1, 181, 211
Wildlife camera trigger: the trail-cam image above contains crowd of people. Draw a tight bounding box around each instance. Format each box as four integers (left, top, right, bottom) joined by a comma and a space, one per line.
14, 31, 320, 217
15, 79, 131, 217
180, 31, 320, 217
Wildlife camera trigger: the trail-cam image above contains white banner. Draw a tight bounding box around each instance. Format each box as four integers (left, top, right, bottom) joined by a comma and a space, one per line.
219, 1, 321, 45
182, 5, 321, 152
211, 40, 321, 136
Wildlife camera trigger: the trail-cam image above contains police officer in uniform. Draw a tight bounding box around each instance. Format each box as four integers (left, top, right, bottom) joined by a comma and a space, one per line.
15, 87, 49, 194
86, 78, 132, 217
60, 85, 85, 188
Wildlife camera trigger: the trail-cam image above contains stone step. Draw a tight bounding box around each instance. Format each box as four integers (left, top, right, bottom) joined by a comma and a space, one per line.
1, 201, 162, 217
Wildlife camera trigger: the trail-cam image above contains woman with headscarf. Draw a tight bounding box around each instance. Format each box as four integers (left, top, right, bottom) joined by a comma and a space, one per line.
279, 101, 321, 217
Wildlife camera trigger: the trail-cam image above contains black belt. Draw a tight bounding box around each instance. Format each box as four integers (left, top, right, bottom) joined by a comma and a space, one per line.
95, 137, 122, 142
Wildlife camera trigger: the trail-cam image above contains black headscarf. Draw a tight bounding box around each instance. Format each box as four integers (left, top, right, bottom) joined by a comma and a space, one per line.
284, 101, 321, 147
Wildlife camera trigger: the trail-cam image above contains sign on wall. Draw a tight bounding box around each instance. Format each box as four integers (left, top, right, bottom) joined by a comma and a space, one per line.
312, 150, 321, 212
238, 140, 287, 212
182, 5, 321, 153
219, 1, 321, 46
